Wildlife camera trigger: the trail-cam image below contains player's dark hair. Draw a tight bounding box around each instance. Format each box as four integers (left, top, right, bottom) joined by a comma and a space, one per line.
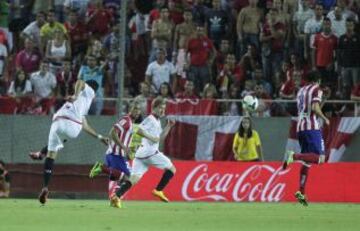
323, 17, 331, 23
152, 96, 166, 110
307, 71, 321, 83
238, 117, 253, 138
86, 80, 99, 92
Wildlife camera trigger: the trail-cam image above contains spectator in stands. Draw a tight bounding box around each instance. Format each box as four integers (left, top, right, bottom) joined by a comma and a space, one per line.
173, 9, 196, 88
252, 66, 272, 96
30, 60, 57, 101
238, 43, 260, 81
21, 11, 46, 50
0, 160, 10, 198
56, 60, 76, 98
77, 55, 105, 115
215, 39, 231, 70
45, 28, 71, 75
191, 0, 208, 25
186, 25, 217, 94
158, 82, 175, 100
202, 83, 218, 99
134, 81, 152, 116
0, 0, 11, 51
7, 70, 32, 97
236, 0, 262, 57
64, 10, 89, 58
232, 116, 263, 161
351, 83, 360, 101
149, 7, 174, 63
217, 54, 242, 98
31, 0, 52, 18
8, 0, 32, 51
204, 0, 229, 48
241, 80, 255, 98
86, 37, 105, 61
145, 48, 177, 94
176, 79, 199, 99
311, 18, 338, 88
253, 82, 271, 117
338, 18, 360, 99
260, 7, 286, 86
168, 0, 185, 25
64, 0, 92, 21
222, 83, 242, 116
86, 0, 114, 38
304, 3, 324, 61
292, 0, 314, 57
330, 6, 346, 38
0, 41, 7, 79
40, 9, 67, 53
148, 0, 166, 32
327, 1, 359, 23
15, 38, 42, 75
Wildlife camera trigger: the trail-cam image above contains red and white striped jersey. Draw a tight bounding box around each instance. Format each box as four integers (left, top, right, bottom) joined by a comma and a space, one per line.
106, 115, 133, 156
296, 83, 323, 132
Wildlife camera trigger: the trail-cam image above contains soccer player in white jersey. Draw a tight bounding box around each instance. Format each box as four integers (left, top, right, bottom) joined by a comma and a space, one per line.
89, 102, 141, 208
112, 97, 176, 205
34, 79, 108, 204
283, 71, 330, 206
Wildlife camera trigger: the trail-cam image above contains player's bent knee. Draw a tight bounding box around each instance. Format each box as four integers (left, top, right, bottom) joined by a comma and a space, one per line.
47, 151, 58, 159
169, 165, 176, 174
129, 175, 141, 185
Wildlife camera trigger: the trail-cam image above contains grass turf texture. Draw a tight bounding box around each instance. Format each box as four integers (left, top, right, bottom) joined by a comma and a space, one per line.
0, 199, 359, 231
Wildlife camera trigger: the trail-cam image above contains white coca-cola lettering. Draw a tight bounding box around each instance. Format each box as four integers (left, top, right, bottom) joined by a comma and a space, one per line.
181, 164, 289, 202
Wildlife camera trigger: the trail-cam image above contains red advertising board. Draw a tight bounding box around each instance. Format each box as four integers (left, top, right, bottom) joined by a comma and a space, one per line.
125, 161, 360, 202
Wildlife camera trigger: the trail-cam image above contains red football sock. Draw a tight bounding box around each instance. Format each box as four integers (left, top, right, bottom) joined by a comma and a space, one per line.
299, 165, 309, 194
294, 153, 320, 164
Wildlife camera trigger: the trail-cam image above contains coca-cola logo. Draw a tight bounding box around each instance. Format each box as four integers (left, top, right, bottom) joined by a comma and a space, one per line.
181, 164, 290, 202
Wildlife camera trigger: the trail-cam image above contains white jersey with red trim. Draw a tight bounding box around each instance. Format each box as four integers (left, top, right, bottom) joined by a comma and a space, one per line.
135, 114, 162, 158
53, 84, 95, 124
296, 83, 323, 132
106, 115, 133, 156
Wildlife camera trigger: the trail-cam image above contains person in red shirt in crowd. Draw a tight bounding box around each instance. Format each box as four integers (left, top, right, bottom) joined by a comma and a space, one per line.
311, 17, 338, 87
64, 10, 89, 57
217, 54, 243, 98
15, 38, 42, 75
238, 43, 261, 81
86, 0, 114, 38
351, 83, 360, 101
168, 0, 185, 25
176, 79, 200, 99
215, 39, 231, 71
56, 60, 77, 99
186, 25, 217, 94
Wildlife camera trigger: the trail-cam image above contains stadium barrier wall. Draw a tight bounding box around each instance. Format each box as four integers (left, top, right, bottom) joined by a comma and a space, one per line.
8, 161, 360, 202
1, 115, 359, 163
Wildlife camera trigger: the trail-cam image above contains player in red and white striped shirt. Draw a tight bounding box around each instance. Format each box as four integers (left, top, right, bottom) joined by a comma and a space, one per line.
283, 71, 330, 206
89, 102, 141, 208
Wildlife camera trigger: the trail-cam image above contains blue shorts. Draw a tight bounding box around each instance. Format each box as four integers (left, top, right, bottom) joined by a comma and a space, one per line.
105, 153, 131, 176
297, 130, 325, 155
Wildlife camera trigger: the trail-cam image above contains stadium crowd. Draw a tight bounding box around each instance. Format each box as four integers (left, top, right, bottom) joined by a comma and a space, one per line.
0, 0, 359, 116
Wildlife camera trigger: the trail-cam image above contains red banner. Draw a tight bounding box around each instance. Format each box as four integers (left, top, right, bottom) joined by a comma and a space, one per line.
147, 99, 218, 115
125, 161, 360, 202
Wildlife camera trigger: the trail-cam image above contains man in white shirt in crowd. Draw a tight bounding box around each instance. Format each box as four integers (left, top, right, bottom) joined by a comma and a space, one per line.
111, 97, 176, 206
30, 60, 57, 101
21, 11, 46, 49
145, 48, 176, 94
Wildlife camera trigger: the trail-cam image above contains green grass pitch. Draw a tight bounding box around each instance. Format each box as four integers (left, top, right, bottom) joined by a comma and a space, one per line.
0, 199, 359, 231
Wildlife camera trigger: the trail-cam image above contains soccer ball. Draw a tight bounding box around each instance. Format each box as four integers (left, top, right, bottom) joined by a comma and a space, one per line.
242, 95, 259, 111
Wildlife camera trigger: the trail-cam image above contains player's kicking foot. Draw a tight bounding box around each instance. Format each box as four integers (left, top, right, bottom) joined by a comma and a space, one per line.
38, 187, 49, 205
29, 151, 45, 160
282, 150, 294, 170
89, 162, 102, 178
110, 195, 122, 208
295, 191, 308, 206
152, 190, 169, 203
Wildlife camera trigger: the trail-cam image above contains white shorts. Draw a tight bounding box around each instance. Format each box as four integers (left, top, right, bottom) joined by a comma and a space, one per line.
132, 152, 173, 178
47, 119, 82, 152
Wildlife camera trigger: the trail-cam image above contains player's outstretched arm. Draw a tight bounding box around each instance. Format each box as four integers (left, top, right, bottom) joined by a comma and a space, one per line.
137, 128, 160, 143
159, 120, 175, 144
82, 117, 108, 145
312, 102, 330, 125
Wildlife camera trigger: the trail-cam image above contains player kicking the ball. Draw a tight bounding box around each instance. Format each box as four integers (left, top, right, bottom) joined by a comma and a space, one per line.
89, 102, 141, 208
111, 97, 176, 206
31, 79, 108, 204
283, 71, 330, 206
